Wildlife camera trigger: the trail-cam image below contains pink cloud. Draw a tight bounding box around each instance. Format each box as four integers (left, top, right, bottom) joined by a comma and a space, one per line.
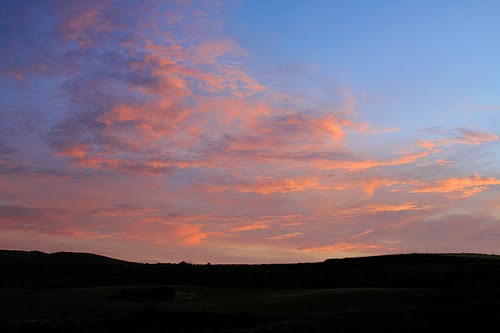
416, 140, 436, 150
300, 242, 390, 253
420, 128, 498, 150
350, 229, 375, 239
313, 144, 438, 171
164, 222, 207, 245
359, 178, 398, 198
267, 232, 302, 240
194, 175, 400, 197
410, 174, 500, 198
234, 176, 325, 195
331, 203, 433, 218
59, 8, 109, 47
440, 128, 498, 146
127, 218, 208, 246
230, 224, 269, 232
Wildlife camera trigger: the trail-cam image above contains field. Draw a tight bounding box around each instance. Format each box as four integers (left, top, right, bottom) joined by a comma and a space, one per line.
1, 251, 499, 331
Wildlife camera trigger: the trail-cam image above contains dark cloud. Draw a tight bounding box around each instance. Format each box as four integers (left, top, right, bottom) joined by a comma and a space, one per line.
0, 141, 18, 160
0, 204, 75, 235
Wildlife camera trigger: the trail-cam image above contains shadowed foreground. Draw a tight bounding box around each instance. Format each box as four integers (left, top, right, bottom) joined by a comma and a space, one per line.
1, 251, 499, 331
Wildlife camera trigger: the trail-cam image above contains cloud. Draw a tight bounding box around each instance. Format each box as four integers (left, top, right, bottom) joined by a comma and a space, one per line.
417, 159, 453, 167
331, 203, 433, 218
299, 242, 389, 253
223, 111, 362, 157
313, 147, 436, 171
233, 176, 326, 195
450, 128, 498, 145
416, 140, 436, 150
358, 178, 398, 198
119, 215, 210, 246
358, 127, 400, 135
27, 2, 265, 176
0, 204, 80, 236
194, 175, 400, 197
4, 1, 405, 181
267, 232, 302, 240
410, 174, 500, 198
89, 205, 161, 217
350, 229, 375, 239
423, 127, 498, 147
230, 224, 269, 232
161, 222, 207, 245
0, 141, 19, 165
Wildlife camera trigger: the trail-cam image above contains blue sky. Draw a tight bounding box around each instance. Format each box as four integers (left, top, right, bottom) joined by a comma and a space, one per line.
227, 0, 500, 128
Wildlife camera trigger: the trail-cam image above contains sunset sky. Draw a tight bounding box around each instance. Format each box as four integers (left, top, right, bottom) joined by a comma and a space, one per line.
1, 0, 499, 263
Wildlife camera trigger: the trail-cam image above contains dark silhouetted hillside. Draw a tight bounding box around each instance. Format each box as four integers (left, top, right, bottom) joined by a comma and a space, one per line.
1, 250, 499, 290
0, 250, 130, 265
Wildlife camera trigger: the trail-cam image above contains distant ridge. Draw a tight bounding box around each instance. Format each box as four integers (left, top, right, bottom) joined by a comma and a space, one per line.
323, 252, 500, 264
0, 249, 131, 265
1, 249, 499, 290
1, 249, 499, 266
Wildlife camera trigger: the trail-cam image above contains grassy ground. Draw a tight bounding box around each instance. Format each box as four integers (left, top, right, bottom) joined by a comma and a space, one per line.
1, 252, 499, 331
1, 284, 498, 331
0, 285, 436, 320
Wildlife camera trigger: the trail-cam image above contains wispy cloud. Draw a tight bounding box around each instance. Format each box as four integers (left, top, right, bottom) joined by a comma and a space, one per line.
231, 224, 270, 232
267, 232, 302, 240
422, 127, 498, 147
300, 242, 391, 253
350, 229, 375, 239
410, 174, 500, 198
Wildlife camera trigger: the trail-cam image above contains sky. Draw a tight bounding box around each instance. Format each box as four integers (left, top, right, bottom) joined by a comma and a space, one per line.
1, 0, 499, 263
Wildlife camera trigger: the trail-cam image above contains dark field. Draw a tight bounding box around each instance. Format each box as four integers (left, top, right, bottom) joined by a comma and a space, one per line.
1, 250, 499, 332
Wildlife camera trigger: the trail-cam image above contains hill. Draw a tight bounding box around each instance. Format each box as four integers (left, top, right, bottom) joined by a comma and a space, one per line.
1, 250, 499, 289
0, 250, 131, 265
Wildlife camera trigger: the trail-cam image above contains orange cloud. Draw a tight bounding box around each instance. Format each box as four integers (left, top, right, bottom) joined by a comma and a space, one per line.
47, 10, 268, 175
363, 203, 433, 213
359, 178, 398, 198
314, 148, 435, 171
89, 206, 161, 217
267, 232, 302, 240
350, 229, 375, 239
420, 128, 498, 150
146, 222, 208, 245
300, 242, 385, 253
224, 113, 354, 155
410, 174, 500, 198
236, 176, 325, 195
439, 129, 498, 146
59, 5, 110, 48
330, 203, 433, 218
52, 143, 90, 160
137, 221, 208, 245
435, 159, 452, 167
416, 140, 436, 150
313, 116, 350, 141
230, 224, 269, 232
199, 176, 400, 197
